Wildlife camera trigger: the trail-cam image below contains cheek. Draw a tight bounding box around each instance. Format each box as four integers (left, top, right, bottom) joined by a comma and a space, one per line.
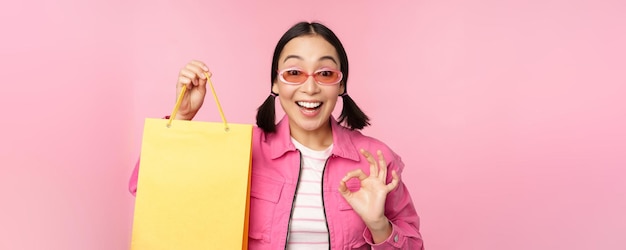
276, 85, 294, 98
325, 87, 343, 99
323, 92, 341, 108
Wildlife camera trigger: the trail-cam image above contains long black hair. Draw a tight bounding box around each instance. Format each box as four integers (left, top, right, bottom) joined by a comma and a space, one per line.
256, 21, 370, 133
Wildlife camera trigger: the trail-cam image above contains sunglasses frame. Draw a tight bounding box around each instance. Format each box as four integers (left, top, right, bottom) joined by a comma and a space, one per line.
277, 67, 343, 85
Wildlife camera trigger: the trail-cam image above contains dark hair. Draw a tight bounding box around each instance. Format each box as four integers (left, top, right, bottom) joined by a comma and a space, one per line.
256, 21, 370, 133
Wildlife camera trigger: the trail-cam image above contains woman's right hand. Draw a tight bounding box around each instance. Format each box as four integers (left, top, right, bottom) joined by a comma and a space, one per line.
175, 60, 212, 120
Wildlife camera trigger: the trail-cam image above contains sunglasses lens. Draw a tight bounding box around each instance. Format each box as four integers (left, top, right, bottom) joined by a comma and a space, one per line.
315, 70, 340, 84
281, 70, 307, 84
279, 69, 342, 85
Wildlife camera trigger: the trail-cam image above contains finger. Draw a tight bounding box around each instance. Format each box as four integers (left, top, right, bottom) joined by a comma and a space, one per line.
198, 72, 209, 89
192, 76, 199, 87
377, 150, 387, 182
189, 60, 211, 74
179, 68, 205, 89
177, 74, 193, 89
360, 149, 378, 177
189, 60, 212, 81
179, 68, 198, 81
338, 180, 350, 196
185, 63, 206, 80
185, 64, 209, 90
342, 169, 368, 182
386, 170, 400, 192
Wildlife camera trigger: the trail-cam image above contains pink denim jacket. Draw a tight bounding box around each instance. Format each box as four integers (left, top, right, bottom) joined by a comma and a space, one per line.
129, 116, 424, 249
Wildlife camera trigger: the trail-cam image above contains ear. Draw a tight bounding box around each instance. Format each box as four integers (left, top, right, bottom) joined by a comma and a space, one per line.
339, 82, 346, 95
271, 82, 279, 95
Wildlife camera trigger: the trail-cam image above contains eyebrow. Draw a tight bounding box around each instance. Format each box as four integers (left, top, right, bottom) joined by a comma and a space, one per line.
283, 55, 338, 65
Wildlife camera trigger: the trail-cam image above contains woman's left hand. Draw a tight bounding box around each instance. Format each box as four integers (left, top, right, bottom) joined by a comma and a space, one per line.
338, 149, 400, 240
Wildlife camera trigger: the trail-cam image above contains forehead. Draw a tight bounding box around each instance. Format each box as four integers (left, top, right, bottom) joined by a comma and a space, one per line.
280, 35, 339, 63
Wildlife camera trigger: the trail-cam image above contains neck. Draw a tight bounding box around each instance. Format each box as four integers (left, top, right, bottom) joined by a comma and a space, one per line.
289, 121, 333, 151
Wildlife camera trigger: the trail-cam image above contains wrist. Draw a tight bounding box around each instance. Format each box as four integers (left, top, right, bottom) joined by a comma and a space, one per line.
367, 217, 391, 232
367, 218, 392, 244
174, 112, 195, 121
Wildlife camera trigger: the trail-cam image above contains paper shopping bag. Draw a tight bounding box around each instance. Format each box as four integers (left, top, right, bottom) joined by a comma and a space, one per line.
131, 76, 252, 250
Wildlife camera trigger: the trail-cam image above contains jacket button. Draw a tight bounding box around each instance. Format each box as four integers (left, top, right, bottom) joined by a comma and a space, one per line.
394, 234, 399, 242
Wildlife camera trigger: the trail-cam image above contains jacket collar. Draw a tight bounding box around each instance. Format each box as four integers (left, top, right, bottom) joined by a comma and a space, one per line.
267, 115, 360, 162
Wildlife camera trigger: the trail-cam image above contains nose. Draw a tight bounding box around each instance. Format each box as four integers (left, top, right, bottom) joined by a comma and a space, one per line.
300, 74, 320, 94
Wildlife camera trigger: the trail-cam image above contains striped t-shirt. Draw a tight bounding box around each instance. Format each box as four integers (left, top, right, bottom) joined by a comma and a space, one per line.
286, 138, 333, 249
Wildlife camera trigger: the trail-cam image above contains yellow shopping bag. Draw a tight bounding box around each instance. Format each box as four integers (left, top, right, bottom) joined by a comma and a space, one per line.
131, 75, 252, 250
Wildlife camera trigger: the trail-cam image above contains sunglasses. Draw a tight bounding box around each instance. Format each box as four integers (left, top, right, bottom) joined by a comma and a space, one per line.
277, 67, 343, 85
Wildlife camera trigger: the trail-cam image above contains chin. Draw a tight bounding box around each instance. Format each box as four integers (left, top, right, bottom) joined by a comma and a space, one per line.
291, 117, 330, 132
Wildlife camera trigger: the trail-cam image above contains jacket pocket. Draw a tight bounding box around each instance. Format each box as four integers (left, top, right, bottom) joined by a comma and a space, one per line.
248, 174, 283, 244
335, 181, 368, 249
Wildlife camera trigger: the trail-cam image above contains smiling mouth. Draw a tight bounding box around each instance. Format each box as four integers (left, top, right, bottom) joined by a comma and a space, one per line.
297, 101, 322, 110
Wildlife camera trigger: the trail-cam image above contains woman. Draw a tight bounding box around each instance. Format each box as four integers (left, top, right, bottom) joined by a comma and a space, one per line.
130, 21, 424, 249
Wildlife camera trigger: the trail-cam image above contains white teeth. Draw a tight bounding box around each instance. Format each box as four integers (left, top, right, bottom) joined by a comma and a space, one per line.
297, 101, 321, 108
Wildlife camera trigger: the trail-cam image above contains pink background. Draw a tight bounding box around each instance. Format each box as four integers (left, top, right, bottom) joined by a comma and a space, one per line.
1, 0, 624, 249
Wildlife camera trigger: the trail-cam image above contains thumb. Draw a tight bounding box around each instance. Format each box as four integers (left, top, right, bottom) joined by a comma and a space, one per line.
198, 72, 210, 89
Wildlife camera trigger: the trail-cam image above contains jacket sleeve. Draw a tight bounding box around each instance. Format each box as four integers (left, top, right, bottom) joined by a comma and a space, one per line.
362, 152, 424, 250
129, 115, 169, 197
128, 159, 140, 196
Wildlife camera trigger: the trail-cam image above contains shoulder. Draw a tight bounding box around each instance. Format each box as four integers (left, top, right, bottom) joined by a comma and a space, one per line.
336, 125, 404, 168
252, 126, 283, 142
252, 126, 264, 138
338, 125, 394, 152
251, 125, 288, 149
252, 126, 268, 148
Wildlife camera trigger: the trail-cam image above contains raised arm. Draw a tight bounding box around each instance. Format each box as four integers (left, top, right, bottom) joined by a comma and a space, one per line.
129, 60, 213, 196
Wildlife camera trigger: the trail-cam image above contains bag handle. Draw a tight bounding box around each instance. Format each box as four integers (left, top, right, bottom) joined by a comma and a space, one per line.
167, 72, 229, 131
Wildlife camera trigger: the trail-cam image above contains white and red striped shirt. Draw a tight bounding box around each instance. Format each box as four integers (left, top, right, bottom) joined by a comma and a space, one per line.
286, 138, 333, 250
